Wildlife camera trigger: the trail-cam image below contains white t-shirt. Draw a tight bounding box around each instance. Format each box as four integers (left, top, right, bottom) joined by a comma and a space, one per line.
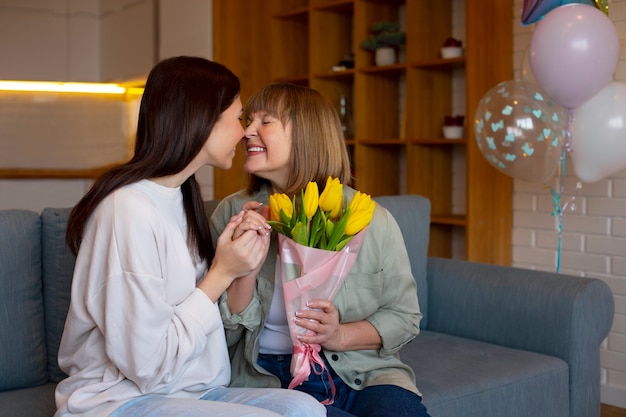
55, 180, 229, 417
257, 260, 292, 354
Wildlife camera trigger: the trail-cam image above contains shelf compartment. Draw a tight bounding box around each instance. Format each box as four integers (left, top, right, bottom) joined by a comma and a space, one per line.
406, 67, 454, 138
270, 7, 309, 79
312, 68, 355, 80
410, 57, 465, 70
273, 74, 310, 85
428, 223, 465, 259
360, 0, 405, 5
272, 6, 309, 19
310, 76, 353, 115
358, 138, 406, 146
310, 76, 355, 140
405, 0, 452, 63
406, 143, 453, 216
355, 1, 405, 69
431, 214, 466, 226
410, 138, 466, 145
310, 9, 353, 74
353, 144, 402, 196
355, 71, 404, 140
359, 63, 406, 75
271, 0, 308, 17
311, 0, 354, 14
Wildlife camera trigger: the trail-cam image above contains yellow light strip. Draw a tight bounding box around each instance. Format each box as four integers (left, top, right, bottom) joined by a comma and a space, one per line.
0, 81, 128, 94
126, 87, 146, 96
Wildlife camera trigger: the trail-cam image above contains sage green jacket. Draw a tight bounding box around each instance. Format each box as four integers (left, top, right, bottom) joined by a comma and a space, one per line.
209, 185, 423, 395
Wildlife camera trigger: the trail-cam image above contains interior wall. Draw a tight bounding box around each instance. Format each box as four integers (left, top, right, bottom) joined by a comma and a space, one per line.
511, 0, 626, 408
0, 0, 215, 212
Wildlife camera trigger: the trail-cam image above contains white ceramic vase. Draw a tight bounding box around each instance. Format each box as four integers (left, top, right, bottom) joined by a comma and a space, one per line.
375, 47, 396, 66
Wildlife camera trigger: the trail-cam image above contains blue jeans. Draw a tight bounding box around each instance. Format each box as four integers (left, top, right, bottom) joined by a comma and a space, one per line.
257, 353, 430, 417
108, 386, 326, 417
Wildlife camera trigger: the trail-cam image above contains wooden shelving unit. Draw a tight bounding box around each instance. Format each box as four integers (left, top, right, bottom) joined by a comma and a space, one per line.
213, 0, 513, 265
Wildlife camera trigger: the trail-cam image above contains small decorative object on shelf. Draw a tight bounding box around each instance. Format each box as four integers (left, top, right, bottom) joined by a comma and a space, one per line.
360, 21, 406, 66
443, 115, 465, 139
331, 53, 355, 72
441, 37, 463, 59
338, 95, 354, 139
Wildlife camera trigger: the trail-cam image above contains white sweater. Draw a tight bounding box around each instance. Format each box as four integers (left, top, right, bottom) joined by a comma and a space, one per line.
55, 180, 229, 417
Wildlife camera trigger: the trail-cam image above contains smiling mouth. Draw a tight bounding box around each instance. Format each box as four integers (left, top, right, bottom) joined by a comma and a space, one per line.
247, 146, 266, 153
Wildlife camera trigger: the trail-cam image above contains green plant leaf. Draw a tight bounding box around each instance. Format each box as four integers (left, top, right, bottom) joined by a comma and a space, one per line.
291, 222, 309, 246
335, 235, 354, 251
326, 208, 350, 250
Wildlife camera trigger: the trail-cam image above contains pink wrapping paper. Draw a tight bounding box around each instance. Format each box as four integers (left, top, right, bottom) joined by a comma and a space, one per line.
277, 228, 368, 404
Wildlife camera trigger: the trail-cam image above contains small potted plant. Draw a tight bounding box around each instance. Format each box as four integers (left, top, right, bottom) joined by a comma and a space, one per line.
360, 21, 406, 66
443, 115, 465, 139
441, 37, 463, 59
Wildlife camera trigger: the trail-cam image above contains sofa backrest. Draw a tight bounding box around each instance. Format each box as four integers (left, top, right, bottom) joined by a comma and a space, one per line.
0, 209, 48, 391
36, 202, 232, 384
0, 194, 431, 390
373, 195, 431, 327
41, 207, 75, 383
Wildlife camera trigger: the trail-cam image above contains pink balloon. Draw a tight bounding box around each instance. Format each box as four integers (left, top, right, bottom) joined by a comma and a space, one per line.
571, 82, 626, 183
529, 3, 619, 108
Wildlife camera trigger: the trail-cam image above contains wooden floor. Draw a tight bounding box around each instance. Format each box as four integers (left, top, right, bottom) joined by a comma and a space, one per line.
602, 403, 626, 417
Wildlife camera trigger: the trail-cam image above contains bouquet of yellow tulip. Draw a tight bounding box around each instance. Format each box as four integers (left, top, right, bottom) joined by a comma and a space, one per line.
268, 176, 375, 251
267, 177, 376, 405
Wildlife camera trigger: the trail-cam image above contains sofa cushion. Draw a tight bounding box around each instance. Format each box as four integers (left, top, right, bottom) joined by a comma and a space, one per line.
404, 331, 569, 417
374, 195, 431, 327
0, 210, 48, 391
41, 207, 75, 383
0, 382, 57, 417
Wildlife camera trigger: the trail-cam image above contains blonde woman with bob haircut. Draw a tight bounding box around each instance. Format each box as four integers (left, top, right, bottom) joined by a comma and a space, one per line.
210, 82, 430, 417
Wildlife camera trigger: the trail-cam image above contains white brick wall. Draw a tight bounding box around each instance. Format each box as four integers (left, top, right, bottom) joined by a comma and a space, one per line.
0, 0, 215, 212
513, 0, 626, 407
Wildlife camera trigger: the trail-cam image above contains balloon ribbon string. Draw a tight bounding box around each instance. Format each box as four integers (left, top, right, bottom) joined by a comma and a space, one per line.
545, 108, 581, 273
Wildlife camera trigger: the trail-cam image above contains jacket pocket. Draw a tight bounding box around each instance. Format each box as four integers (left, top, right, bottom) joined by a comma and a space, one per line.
338, 270, 384, 321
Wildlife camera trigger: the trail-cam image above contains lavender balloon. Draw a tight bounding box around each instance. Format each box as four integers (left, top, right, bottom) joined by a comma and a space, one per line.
529, 3, 619, 108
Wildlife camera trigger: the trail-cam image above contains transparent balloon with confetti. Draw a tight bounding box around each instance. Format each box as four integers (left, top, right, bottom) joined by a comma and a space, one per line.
474, 80, 568, 183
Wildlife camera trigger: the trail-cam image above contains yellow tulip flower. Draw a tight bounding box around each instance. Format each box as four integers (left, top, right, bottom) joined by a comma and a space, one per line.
319, 177, 343, 220
269, 194, 280, 222
344, 191, 375, 236
303, 181, 319, 219
269, 181, 374, 251
270, 193, 293, 222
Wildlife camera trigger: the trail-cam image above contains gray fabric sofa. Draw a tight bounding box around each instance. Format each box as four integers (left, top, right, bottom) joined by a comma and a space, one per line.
0, 195, 614, 417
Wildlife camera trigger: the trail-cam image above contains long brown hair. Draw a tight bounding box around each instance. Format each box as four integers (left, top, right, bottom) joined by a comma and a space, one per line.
66, 56, 240, 263
244, 83, 352, 195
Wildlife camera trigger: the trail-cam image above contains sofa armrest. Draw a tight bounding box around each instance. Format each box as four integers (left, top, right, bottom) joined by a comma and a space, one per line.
425, 256, 614, 417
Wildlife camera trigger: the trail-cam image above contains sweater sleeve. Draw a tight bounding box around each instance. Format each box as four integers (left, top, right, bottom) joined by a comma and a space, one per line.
82, 192, 222, 392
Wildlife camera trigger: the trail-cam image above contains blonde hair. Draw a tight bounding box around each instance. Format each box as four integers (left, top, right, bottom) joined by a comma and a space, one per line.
245, 83, 352, 195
